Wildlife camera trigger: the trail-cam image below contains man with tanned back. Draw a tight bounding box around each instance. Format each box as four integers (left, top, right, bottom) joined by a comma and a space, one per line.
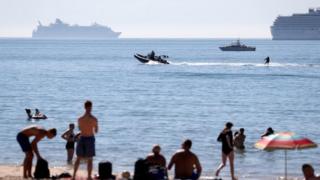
73, 100, 98, 179
168, 139, 202, 180
16, 126, 57, 178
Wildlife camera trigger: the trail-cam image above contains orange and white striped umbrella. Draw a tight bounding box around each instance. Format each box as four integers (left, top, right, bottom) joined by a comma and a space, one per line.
255, 132, 317, 150
255, 132, 317, 180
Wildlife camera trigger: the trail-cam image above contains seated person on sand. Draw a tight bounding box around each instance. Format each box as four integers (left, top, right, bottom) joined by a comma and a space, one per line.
302, 164, 320, 180
146, 144, 167, 179
234, 128, 246, 150
146, 144, 166, 167
261, 127, 274, 138
168, 139, 202, 180
16, 126, 57, 178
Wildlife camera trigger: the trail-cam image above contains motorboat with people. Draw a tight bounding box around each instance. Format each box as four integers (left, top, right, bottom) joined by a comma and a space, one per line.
219, 40, 256, 51
134, 51, 170, 64
25, 108, 47, 120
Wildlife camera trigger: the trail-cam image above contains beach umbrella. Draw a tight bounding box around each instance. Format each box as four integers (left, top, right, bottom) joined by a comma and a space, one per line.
255, 132, 317, 180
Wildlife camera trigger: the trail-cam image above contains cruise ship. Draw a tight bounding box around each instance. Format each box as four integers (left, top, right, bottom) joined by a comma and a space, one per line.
271, 8, 320, 40
32, 19, 121, 39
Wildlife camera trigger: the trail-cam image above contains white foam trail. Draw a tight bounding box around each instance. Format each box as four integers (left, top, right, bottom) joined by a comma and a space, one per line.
145, 61, 161, 65
170, 61, 319, 68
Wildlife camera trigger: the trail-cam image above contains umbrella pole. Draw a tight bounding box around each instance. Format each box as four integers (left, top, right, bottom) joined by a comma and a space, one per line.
285, 150, 287, 180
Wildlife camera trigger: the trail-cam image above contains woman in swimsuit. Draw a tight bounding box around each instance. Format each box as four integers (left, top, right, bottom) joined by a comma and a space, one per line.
215, 122, 237, 180
61, 123, 75, 163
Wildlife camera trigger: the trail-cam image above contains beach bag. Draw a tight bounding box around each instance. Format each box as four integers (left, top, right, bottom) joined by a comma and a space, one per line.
34, 158, 50, 179
98, 161, 116, 180
148, 166, 168, 180
133, 158, 150, 180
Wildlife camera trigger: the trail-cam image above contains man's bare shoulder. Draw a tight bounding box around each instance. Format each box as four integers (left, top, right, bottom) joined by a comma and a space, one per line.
90, 114, 98, 121
78, 114, 97, 121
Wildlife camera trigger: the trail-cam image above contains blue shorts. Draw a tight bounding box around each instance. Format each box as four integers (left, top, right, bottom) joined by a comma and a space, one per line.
76, 136, 95, 158
17, 132, 31, 152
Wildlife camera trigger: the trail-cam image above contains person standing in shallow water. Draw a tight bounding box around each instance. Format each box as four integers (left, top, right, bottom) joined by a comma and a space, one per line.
73, 100, 98, 180
215, 122, 237, 180
233, 128, 246, 150
61, 123, 75, 163
16, 126, 57, 178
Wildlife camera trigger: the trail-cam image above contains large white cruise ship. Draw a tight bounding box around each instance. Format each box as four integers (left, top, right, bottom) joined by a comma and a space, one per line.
271, 8, 320, 40
32, 19, 121, 39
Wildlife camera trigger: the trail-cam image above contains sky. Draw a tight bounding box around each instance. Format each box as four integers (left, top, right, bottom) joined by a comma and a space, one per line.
0, 0, 319, 38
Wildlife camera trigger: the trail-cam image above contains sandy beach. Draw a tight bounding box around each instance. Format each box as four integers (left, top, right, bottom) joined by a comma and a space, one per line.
0, 165, 304, 180
0, 165, 88, 179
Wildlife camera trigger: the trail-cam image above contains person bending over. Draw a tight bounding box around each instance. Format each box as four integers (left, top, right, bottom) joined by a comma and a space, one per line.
16, 126, 57, 178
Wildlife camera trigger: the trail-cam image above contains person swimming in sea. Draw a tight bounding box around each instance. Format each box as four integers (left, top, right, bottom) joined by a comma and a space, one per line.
261, 127, 274, 138
234, 128, 246, 150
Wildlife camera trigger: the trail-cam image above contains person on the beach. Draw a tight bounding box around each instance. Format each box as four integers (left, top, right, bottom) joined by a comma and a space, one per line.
168, 139, 202, 179
234, 128, 246, 150
261, 127, 274, 138
146, 144, 166, 167
302, 164, 320, 180
215, 122, 237, 180
61, 123, 75, 163
16, 126, 57, 178
146, 144, 167, 179
73, 100, 98, 179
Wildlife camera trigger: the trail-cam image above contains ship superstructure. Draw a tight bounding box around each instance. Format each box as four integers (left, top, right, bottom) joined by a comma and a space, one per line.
271, 8, 320, 40
32, 19, 121, 39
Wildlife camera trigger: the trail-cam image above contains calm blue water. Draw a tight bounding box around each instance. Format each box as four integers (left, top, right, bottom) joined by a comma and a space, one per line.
0, 39, 319, 178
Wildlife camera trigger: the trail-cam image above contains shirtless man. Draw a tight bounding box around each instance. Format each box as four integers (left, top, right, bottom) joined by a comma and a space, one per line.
168, 139, 202, 180
16, 126, 57, 178
73, 100, 98, 179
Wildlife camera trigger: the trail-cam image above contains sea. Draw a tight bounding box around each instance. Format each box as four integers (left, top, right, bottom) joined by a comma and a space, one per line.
0, 39, 319, 178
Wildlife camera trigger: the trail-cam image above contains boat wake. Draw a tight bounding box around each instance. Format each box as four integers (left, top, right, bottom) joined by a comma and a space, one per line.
170, 62, 320, 68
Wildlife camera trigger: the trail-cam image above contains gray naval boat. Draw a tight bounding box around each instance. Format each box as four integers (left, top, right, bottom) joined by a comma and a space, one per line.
219, 40, 256, 51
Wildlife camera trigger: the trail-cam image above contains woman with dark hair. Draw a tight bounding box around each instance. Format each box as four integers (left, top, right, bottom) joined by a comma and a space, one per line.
215, 122, 237, 180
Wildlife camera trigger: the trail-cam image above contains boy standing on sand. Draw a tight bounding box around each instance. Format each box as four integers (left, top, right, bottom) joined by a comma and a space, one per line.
73, 100, 98, 179
16, 126, 57, 178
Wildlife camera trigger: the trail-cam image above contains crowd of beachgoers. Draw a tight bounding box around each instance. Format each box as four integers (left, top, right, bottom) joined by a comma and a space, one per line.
16, 100, 320, 180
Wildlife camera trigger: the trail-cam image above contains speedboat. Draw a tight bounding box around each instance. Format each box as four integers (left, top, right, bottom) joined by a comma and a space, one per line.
219, 40, 256, 51
134, 53, 169, 64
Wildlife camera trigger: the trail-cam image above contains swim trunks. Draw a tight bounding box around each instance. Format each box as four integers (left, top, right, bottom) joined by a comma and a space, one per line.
76, 136, 95, 157
66, 141, 75, 149
17, 132, 32, 152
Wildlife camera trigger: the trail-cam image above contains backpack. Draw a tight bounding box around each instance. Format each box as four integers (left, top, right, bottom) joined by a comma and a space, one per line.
98, 161, 116, 180
34, 158, 50, 179
133, 159, 151, 180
